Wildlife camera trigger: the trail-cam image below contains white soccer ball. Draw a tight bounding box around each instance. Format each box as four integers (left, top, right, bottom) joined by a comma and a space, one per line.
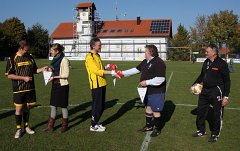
190, 83, 203, 95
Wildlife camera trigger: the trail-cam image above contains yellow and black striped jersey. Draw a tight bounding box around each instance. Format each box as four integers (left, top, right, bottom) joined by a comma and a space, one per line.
85, 51, 107, 89
5, 53, 37, 93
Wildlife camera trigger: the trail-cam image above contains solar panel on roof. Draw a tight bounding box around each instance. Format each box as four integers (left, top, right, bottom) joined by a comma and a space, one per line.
150, 20, 170, 34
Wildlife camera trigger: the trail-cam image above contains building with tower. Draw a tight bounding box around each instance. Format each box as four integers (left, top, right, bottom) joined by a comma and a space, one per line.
50, 2, 172, 61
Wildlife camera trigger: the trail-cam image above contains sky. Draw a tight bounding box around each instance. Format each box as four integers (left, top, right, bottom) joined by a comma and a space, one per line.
0, 0, 239, 35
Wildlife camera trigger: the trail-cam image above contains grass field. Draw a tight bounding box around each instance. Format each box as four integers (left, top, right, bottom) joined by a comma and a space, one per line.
0, 60, 240, 151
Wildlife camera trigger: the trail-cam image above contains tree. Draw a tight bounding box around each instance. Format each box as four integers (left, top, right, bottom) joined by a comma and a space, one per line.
1, 17, 27, 55
27, 23, 49, 58
204, 10, 238, 48
190, 15, 208, 49
168, 24, 191, 61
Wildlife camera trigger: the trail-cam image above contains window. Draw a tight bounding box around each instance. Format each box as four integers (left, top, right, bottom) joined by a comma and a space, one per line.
110, 29, 115, 33
125, 29, 128, 32
117, 29, 122, 32
102, 30, 108, 33
130, 29, 134, 32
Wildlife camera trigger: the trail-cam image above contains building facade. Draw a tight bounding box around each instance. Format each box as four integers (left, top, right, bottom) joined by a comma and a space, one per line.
50, 2, 172, 61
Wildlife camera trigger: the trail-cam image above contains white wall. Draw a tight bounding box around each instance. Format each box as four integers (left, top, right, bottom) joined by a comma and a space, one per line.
51, 37, 169, 61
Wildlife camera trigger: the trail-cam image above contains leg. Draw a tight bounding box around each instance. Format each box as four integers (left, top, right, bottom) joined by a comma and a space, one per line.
91, 87, 105, 127
15, 105, 23, 130
196, 94, 209, 134
43, 106, 56, 132
60, 108, 68, 133
23, 103, 30, 128
139, 106, 153, 132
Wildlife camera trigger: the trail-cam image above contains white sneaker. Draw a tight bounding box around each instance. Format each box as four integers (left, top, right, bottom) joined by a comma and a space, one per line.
14, 129, 22, 139
97, 124, 106, 131
25, 127, 35, 135
90, 125, 105, 132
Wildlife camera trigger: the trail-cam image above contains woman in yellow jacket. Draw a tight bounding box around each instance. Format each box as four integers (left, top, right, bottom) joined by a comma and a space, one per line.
43, 43, 70, 133
85, 37, 119, 132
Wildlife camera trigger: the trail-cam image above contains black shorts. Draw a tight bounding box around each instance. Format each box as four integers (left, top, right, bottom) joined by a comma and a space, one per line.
13, 90, 36, 106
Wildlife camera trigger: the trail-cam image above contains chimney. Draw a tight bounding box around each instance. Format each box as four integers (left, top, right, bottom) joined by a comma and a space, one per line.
137, 16, 141, 25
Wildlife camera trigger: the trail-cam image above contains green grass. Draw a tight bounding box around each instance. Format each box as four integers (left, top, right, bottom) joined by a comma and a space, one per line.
0, 60, 240, 151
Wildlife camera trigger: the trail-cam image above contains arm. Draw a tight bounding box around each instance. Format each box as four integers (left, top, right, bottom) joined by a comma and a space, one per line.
193, 66, 204, 85
221, 62, 231, 97
7, 74, 32, 82
146, 77, 165, 86
36, 67, 48, 74
122, 68, 140, 77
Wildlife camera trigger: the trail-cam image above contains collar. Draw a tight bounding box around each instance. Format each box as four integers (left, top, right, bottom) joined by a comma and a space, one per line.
147, 57, 154, 63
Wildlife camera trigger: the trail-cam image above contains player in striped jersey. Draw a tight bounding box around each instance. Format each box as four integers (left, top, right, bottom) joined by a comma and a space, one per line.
5, 40, 48, 138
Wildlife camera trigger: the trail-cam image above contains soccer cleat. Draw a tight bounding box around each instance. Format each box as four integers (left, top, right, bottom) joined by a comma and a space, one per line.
138, 125, 153, 132
90, 125, 105, 132
150, 129, 161, 137
192, 131, 206, 137
97, 124, 106, 131
14, 129, 22, 139
25, 127, 35, 135
208, 135, 218, 143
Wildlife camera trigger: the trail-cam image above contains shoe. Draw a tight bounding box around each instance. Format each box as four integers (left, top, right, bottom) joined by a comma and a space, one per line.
97, 124, 106, 131
208, 135, 218, 143
192, 131, 206, 137
43, 117, 55, 132
14, 129, 22, 139
25, 127, 35, 135
60, 118, 68, 133
138, 125, 153, 132
90, 125, 105, 132
150, 129, 161, 137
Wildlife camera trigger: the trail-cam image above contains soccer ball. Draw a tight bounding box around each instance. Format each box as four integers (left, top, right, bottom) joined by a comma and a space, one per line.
190, 83, 203, 95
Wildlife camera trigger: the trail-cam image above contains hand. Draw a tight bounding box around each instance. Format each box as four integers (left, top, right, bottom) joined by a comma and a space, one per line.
116, 70, 124, 78
106, 64, 117, 70
42, 66, 48, 72
23, 76, 32, 82
48, 67, 53, 72
140, 80, 147, 87
48, 76, 54, 82
222, 98, 229, 106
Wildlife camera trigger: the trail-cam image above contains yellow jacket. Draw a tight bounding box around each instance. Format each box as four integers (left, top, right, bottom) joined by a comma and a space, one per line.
85, 51, 107, 89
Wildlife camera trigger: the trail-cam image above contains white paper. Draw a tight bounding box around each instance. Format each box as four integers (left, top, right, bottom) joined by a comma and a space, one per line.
137, 87, 147, 103
43, 71, 52, 85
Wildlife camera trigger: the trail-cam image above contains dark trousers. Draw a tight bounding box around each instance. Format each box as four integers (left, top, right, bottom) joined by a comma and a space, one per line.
196, 86, 224, 136
91, 86, 106, 126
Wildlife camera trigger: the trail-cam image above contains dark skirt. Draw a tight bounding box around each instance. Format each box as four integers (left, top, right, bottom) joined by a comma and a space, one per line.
50, 84, 69, 108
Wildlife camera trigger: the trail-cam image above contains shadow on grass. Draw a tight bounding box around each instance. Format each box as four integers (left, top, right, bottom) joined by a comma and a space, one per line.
0, 110, 15, 120
32, 101, 93, 130
190, 106, 214, 131
66, 99, 118, 129
102, 97, 139, 126
159, 100, 176, 131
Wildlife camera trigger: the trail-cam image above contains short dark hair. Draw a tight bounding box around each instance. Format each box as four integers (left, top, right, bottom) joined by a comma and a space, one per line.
50, 43, 65, 52
145, 44, 159, 57
207, 44, 218, 54
90, 37, 101, 49
19, 40, 30, 49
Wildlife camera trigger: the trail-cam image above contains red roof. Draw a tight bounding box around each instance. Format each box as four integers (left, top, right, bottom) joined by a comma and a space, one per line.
76, 2, 96, 10
220, 47, 231, 54
50, 19, 172, 39
50, 22, 76, 39
98, 19, 172, 38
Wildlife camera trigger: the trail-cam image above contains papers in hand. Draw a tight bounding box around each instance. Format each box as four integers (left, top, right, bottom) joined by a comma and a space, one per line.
43, 71, 52, 85
137, 87, 147, 103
